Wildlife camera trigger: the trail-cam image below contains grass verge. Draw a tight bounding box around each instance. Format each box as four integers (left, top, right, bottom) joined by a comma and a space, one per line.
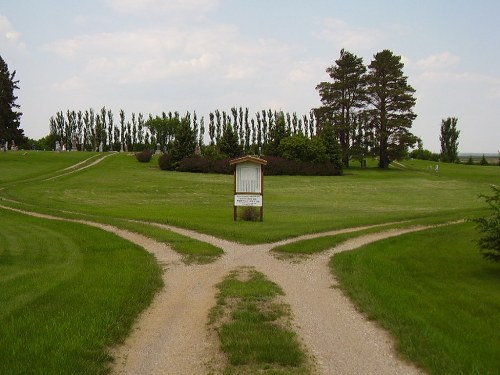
0, 208, 163, 374
116, 219, 224, 264
330, 222, 500, 375
209, 267, 312, 374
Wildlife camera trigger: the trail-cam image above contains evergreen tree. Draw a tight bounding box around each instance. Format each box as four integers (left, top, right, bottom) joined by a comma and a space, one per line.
171, 117, 197, 163
367, 50, 417, 168
315, 49, 367, 168
218, 123, 242, 158
439, 117, 460, 162
0, 55, 23, 146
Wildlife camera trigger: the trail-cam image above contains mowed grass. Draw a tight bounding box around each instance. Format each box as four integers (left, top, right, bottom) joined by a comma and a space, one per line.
0, 151, 98, 187
209, 268, 310, 374
330, 222, 500, 375
112, 219, 223, 264
0, 208, 163, 375
2, 153, 498, 243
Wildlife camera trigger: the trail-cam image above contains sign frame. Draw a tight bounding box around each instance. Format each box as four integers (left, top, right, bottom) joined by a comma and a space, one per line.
229, 156, 267, 221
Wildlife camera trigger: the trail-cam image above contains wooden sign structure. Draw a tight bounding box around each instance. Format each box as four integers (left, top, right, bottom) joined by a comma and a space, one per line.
229, 156, 268, 221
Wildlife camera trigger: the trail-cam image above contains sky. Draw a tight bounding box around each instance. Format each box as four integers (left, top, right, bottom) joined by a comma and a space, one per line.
1, 0, 499, 153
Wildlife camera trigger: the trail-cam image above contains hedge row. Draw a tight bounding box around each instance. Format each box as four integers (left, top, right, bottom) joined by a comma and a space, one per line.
158, 154, 342, 176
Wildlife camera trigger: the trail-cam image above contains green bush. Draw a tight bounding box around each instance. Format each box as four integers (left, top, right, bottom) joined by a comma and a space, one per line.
278, 134, 327, 163
472, 185, 500, 262
158, 151, 175, 170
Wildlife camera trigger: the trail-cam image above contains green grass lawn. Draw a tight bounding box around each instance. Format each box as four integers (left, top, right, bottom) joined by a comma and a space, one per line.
2, 152, 497, 243
209, 268, 311, 374
330, 222, 500, 375
1, 151, 499, 374
0, 208, 163, 375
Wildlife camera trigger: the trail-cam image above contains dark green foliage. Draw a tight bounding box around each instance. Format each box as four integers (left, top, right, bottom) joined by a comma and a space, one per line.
218, 124, 243, 158
440, 117, 460, 162
264, 111, 290, 156
158, 151, 175, 170
278, 133, 327, 163
315, 49, 367, 168
263, 156, 342, 176
170, 117, 197, 164
472, 186, 500, 262
409, 147, 440, 161
177, 155, 232, 174
0, 55, 24, 146
367, 50, 417, 168
480, 154, 489, 166
316, 124, 344, 171
145, 115, 180, 149
135, 149, 153, 163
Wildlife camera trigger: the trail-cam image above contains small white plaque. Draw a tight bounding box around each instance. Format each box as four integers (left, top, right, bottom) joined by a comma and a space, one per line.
234, 194, 262, 207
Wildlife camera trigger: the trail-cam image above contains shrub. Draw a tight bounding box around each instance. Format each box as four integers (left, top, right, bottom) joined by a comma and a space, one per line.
160, 154, 341, 176
479, 155, 489, 166
472, 185, 500, 262
135, 149, 153, 163
263, 155, 341, 176
158, 152, 175, 170
177, 155, 233, 174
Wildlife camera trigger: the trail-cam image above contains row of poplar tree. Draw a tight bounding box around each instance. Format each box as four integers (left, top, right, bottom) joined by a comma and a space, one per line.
47, 48, 419, 169
48, 107, 319, 155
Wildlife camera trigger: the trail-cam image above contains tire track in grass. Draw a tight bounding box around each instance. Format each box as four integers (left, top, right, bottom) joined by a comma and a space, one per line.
2, 204, 442, 374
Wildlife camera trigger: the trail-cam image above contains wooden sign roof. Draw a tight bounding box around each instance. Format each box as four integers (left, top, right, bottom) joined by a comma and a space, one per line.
229, 155, 268, 166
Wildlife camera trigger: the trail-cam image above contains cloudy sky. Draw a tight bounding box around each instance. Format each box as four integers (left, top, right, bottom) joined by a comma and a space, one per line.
1, 0, 499, 153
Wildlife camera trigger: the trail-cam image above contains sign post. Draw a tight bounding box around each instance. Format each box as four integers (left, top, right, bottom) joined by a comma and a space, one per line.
229, 156, 267, 221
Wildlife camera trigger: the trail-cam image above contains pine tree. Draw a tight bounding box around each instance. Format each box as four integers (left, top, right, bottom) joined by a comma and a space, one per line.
315, 49, 367, 168
367, 50, 417, 168
0, 55, 24, 146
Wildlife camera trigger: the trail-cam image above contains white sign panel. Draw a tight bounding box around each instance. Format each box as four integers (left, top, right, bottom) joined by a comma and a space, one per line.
234, 194, 263, 207
236, 163, 261, 193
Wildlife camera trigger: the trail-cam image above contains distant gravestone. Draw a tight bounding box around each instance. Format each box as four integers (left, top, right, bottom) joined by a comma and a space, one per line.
62, 144, 66, 152
156, 143, 161, 155
55, 141, 61, 152
71, 136, 78, 151
99, 142, 103, 152
11, 140, 18, 151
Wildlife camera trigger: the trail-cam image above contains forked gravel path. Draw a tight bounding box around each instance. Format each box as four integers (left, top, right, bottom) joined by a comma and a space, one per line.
1, 205, 428, 375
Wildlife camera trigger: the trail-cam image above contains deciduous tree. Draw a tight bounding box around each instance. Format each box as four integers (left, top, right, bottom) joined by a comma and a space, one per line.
440, 117, 460, 162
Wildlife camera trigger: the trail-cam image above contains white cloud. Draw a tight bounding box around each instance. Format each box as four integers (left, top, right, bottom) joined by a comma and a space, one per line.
417, 52, 460, 70
52, 76, 86, 91
0, 14, 26, 51
104, 0, 220, 15
312, 17, 386, 51
44, 22, 293, 92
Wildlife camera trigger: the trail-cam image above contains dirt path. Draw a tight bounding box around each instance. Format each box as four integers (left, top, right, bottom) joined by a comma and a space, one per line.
1, 204, 429, 374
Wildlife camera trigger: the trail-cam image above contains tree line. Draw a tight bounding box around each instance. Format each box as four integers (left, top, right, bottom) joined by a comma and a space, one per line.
44, 106, 320, 153
5, 49, 470, 170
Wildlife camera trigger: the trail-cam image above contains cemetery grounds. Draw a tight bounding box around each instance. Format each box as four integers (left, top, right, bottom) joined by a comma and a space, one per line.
0, 151, 499, 374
